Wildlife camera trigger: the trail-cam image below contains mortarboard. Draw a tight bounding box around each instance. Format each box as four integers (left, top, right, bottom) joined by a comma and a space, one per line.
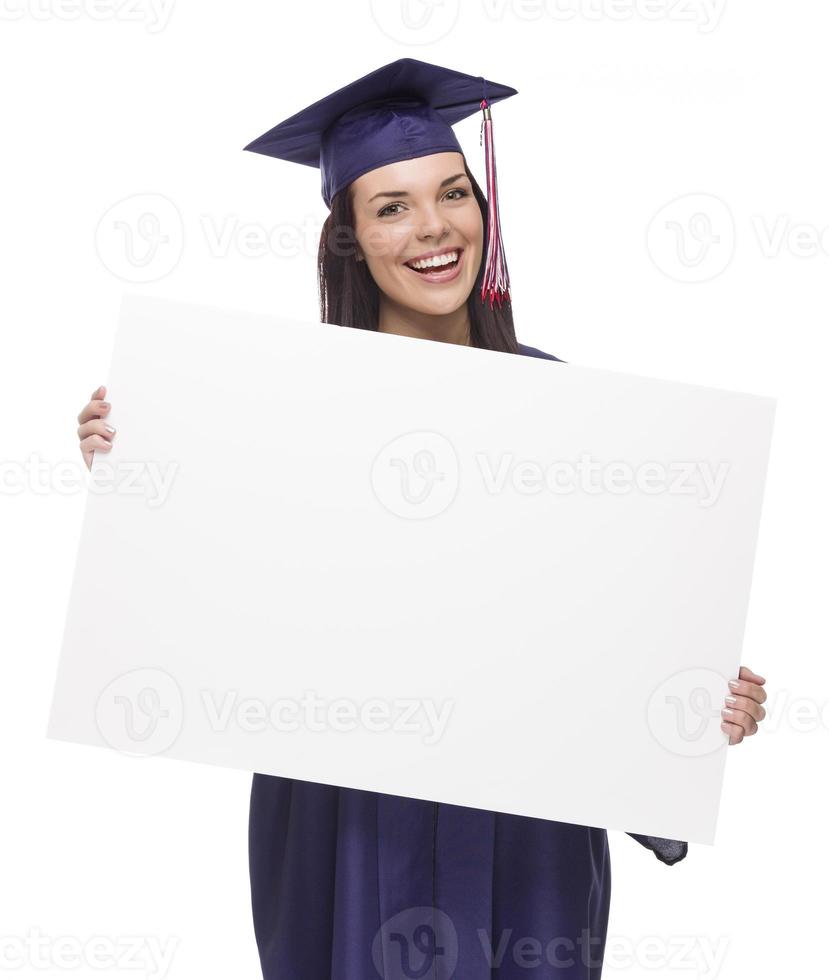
244, 58, 518, 308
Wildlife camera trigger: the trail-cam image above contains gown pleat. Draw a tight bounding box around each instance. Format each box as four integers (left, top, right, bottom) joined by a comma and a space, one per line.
249, 775, 612, 979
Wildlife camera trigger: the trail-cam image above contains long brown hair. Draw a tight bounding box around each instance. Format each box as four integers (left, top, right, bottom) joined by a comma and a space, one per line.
316, 159, 519, 354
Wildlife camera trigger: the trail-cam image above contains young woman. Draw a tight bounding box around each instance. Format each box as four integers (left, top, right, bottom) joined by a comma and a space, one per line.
75, 59, 768, 980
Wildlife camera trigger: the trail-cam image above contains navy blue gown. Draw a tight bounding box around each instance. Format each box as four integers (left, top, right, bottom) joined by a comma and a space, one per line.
249, 342, 688, 980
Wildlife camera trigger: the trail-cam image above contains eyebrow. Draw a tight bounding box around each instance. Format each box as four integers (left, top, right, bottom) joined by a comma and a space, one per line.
367, 172, 469, 203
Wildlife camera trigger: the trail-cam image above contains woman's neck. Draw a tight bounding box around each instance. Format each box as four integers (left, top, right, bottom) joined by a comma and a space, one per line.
377, 295, 471, 347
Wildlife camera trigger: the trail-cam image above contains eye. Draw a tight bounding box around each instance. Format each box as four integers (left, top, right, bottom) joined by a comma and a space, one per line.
377, 202, 406, 218
444, 188, 469, 201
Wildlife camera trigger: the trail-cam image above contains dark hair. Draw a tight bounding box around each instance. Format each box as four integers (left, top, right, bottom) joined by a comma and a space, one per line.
316, 159, 519, 354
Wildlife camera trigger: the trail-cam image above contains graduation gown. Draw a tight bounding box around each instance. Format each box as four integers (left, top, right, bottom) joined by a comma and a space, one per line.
248, 342, 688, 980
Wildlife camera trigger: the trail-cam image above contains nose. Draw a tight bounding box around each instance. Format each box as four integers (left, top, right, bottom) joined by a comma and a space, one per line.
416, 202, 451, 242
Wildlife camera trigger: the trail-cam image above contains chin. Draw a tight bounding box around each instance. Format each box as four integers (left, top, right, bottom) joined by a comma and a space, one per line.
402, 272, 477, 316
410, 291, 470, 317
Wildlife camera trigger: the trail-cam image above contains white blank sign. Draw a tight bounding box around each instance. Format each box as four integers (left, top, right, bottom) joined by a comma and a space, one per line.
48, 294, 775, 844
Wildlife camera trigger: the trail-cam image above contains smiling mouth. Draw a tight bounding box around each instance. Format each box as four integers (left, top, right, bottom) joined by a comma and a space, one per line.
404, 248, 464, 278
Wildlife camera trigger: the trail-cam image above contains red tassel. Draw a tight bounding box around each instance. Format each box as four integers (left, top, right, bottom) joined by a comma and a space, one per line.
479, 98, 510, 308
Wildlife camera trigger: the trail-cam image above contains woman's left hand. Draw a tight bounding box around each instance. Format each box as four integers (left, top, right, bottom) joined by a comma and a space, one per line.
722, 666, 767, 745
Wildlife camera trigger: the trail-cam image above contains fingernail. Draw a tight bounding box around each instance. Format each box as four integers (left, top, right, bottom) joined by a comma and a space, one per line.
722, 707, 735, 717
756, 675, 766, 684
725, 695, 737, 705
728, 679, 739, 690
104, 425, 115, 434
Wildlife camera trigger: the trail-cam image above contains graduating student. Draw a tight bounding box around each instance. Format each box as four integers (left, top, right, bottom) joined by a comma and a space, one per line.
75, 57, 769, 980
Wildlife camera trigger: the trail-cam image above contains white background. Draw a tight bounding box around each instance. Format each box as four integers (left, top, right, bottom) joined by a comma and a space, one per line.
1, 1, 826, 978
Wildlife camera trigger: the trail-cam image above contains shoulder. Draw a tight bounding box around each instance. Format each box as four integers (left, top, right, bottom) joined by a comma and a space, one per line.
516, 342, 566, 363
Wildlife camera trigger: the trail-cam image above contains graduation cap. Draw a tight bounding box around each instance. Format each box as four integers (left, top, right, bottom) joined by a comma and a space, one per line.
244, 58, 517, 308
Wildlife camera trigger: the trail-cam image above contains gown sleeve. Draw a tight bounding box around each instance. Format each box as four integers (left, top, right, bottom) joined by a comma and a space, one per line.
625, 833, 688, 865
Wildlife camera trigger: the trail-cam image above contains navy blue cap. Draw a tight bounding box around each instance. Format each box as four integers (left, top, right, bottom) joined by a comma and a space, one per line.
243, 58, 518, 209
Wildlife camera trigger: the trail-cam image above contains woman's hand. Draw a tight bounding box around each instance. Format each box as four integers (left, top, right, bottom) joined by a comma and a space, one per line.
722, 665, 767, 745
77, 384, 116, 471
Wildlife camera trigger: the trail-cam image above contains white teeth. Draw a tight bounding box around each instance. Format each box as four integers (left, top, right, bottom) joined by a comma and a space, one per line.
408, 250, 459, 270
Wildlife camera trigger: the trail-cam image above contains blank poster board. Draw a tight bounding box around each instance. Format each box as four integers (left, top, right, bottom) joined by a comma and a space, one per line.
48, 294, 775, 844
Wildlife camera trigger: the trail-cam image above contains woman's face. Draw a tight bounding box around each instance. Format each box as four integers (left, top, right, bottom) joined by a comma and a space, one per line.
349, 151, 483, 317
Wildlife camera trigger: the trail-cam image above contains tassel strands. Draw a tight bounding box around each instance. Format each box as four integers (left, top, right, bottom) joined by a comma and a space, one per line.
479, 98, 511, 308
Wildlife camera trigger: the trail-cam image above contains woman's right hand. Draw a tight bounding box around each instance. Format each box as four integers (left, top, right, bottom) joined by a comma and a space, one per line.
77, 385, 116, 471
